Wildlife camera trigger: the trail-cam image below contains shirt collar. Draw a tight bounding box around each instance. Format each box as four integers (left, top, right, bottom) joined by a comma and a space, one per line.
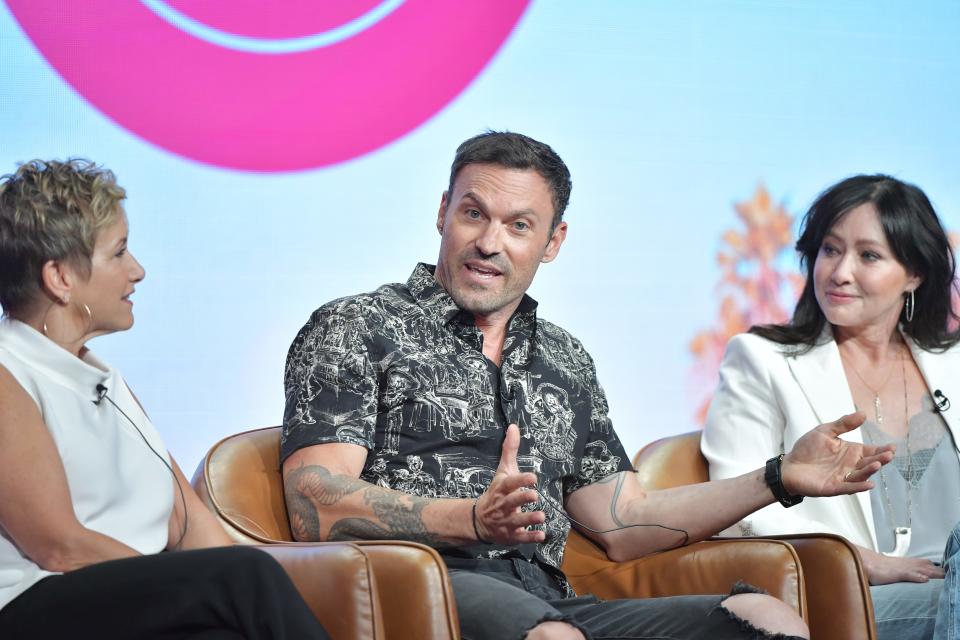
407, 263, 464, 324
0, 317, 111, 401
406, 263, 539, 334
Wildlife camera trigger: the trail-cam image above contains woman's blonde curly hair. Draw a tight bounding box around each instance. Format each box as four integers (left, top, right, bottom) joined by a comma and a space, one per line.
0, 159, 126, 314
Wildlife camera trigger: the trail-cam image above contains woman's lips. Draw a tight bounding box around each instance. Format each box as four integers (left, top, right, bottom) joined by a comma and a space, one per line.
825, 291, 857, 303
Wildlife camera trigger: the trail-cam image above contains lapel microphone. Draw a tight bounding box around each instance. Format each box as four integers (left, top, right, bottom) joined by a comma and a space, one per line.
95, 383, 108, 405
934, 389, 951, 413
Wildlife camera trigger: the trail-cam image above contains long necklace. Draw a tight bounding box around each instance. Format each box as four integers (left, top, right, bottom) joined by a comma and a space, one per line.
845, 348, 899, 425
861, 353, 914, 557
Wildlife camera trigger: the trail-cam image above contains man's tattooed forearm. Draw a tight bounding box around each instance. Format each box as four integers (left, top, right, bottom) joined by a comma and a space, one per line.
362, 490, 447, 547
328, 518, 392, 541
286, 464, 366, 505
284, 463, 450, 546
325, 490, 449, 546
284, 464, 366, 541
286, 485, 320, 541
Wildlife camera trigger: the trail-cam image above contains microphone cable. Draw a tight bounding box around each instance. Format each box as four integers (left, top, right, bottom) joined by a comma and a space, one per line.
529, 485, 690, 551
95, 385, 189, 550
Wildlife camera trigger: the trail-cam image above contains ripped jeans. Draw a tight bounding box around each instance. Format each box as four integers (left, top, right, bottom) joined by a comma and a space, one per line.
934, 521, 960, 640
444, 556, 806, 640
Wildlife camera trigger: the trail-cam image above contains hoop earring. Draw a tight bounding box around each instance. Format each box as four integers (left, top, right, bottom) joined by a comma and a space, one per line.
40, 297, 66, 337
82, 303, 93, 331
905, 290, 915, 323
40, 300, 93, 340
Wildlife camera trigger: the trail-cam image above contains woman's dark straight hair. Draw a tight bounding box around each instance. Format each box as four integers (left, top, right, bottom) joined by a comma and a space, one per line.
751, 174, 960, 352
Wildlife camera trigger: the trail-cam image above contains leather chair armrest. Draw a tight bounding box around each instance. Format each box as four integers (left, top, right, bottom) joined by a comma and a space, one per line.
764, 534, 876, 640
562, 530, 805, 618
254, 543, 384, 640
353, 541, 460, 640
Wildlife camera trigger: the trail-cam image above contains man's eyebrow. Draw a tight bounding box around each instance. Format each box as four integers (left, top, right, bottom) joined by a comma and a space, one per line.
459, 192, 537, 219
505, 208, 536, 219
460, 191, 486, 207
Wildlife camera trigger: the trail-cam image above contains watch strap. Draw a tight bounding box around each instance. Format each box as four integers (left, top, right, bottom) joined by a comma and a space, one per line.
764, 454, 804, 508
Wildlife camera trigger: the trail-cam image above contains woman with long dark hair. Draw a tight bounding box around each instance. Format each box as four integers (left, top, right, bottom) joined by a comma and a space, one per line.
702, 174, 960, 639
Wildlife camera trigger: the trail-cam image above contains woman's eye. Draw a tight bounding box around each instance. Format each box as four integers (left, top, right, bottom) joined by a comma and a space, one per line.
820, 244, 838, 256
862, 251, 880, 261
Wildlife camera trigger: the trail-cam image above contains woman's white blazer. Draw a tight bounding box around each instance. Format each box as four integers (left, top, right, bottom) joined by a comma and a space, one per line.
701, 330, 960, 551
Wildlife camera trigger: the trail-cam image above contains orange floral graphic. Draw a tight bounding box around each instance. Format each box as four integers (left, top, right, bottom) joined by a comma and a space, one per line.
689, 185, 803, 425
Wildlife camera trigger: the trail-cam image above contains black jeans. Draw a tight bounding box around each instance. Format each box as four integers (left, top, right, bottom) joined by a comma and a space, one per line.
0, 546, 330, 640
444, 556, 805, 640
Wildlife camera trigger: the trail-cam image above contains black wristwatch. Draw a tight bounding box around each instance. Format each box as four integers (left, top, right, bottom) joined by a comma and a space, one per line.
764, 454, 804, 508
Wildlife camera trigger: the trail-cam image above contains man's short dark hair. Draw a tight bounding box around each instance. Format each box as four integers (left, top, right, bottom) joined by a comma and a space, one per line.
447, 131, 572, 229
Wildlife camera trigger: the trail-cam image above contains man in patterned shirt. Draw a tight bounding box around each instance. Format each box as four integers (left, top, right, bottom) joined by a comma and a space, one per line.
281, 132, 892, 640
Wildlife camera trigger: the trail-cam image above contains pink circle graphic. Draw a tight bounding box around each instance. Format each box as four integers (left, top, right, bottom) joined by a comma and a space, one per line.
8, 1, 531, 172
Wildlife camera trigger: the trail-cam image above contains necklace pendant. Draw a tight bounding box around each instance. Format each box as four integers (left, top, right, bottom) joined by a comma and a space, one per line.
874, 394, 883, 425
882, 526, 912, 557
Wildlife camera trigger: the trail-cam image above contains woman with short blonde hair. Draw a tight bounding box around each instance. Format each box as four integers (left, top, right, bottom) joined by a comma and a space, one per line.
0, 159, 330, 639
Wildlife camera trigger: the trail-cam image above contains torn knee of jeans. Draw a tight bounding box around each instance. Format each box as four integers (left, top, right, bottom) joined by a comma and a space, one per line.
521, 613, 593, 640
714, 587, 804, 640
728, 580, 767, 596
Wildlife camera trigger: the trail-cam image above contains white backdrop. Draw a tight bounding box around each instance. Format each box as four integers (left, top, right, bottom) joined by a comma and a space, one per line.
2, 1, 959, 472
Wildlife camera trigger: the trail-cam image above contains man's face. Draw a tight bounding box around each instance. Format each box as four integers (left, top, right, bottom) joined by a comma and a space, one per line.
434, 163, 567, 323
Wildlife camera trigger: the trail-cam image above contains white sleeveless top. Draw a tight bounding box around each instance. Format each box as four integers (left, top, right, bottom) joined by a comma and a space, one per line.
0, 318, 173, 611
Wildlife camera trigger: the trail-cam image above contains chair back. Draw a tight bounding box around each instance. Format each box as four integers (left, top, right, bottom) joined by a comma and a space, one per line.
193, 426, 293, 543
627, 430, 877, 640
632, 430, 707, 489
192, 427, 462, 640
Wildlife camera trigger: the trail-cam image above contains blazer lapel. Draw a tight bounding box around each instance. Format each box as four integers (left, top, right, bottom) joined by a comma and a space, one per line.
786, 337, 859, 434
786, 334, 877, 548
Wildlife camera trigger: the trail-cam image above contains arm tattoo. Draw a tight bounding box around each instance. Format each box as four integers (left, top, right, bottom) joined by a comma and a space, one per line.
328, 518, 391, 541
361, 490, 446, 547
595, 472, 628, 528
286, 464, 366, 505
284, 463, 449, 547
283, 464, 366, 541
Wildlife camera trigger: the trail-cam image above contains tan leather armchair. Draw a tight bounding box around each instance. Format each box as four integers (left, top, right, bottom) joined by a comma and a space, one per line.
196, 426, 854, 639
561, 431, 876, 640
191, 427, 460, 640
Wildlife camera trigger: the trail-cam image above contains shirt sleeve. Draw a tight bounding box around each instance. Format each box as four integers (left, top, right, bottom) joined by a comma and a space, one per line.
566, 346, 633, 494
280, 300, 379, 462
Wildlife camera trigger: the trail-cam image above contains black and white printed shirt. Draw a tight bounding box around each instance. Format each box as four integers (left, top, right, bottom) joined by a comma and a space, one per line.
282, 263, 632, 588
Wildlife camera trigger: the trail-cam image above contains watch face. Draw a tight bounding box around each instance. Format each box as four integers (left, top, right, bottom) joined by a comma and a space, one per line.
9, 1, 531, 171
